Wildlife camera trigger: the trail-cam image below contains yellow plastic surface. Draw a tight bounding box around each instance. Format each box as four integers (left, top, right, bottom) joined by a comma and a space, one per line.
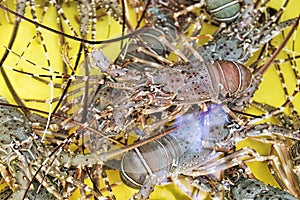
0, 0, 299, 199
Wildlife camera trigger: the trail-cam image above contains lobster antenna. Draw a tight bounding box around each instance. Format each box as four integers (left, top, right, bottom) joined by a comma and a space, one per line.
255, 14, 300, 75
0, 4, 146, 44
